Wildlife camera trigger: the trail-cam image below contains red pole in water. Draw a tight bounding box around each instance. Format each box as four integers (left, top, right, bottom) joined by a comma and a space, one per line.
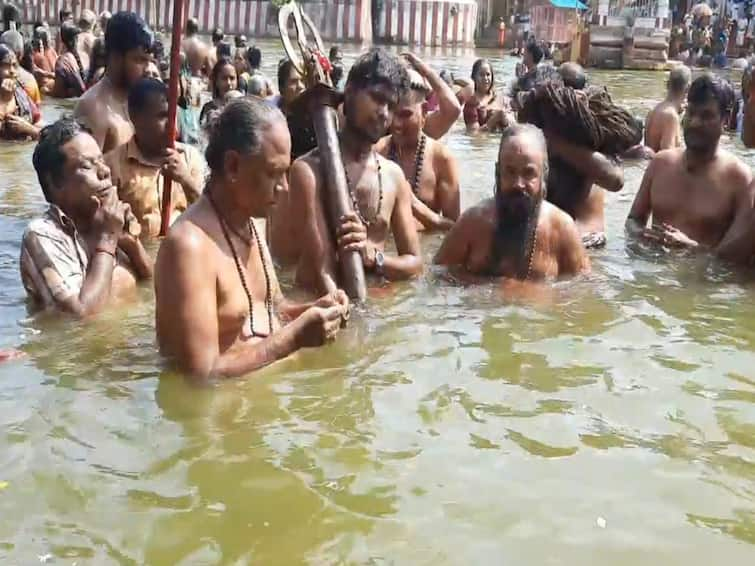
160, 0, 186, 237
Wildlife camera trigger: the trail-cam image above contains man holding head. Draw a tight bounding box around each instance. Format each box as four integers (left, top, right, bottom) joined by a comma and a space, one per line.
435, 124, 589, 280
378, 65, 460, 231
74, 11, 154, 153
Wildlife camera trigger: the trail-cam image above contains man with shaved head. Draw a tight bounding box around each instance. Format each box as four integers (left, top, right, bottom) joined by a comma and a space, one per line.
559, 62, 587, 90
435, 124, 589, 280
182, 17, 211, 77
645, 65, 691, 152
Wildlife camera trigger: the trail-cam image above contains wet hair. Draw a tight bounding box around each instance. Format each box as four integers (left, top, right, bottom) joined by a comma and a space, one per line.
210, 56, 236, 99
0, 43, 12, 64
33, 117, 91, 203
186, 18, 199, 35
0, 30, 23, 56
216, 40, 232, 59
668, 65, 691, 95
498, 123, 549, 193
2, 3, 19, 29
471, 58, 495, 94
212, 27, 224, 44
687, 73, 734, 117
59, 22, 80, 51
105, 11, 153, 57
526, 40, 545, 65
88, 37, 106, 80
20, 40, 33, 72
277, 58, 297, 94
205, 98, 286, 173
559, 62, 586, 90
34, 26, 50, 49
247, 45, 262, 70
128, 77, 166, 116
235, 35, 247, 48
59, 8, 72, 22
329, 45, 342, 60
346, 48, 407, 94
246, 74, 267, 97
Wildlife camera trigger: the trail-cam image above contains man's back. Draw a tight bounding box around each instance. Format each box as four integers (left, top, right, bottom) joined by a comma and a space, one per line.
182, 36, 208, 76
645, 100, 682, 152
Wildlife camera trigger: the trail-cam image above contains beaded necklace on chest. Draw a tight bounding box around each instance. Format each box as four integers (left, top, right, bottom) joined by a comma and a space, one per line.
388, 133, 426, 197
342, 150, 384, 227
207, 191, 273, 338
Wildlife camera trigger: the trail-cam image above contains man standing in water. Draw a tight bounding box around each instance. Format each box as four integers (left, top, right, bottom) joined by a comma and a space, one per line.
182, 18, 211, 77
21, 117, 152, 316
435, 124, 588, 280
513, 66, 625, 248
377, 66, 460, 231
644, 65, 691, 152
627, 74, 755, 263
155, 99, 349, 381
74, 11, 153, 153
290, 49, 423, 294
105, 78, 203, 238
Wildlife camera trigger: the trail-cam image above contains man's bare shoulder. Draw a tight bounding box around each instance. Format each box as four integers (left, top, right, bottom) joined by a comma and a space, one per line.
161, 205, 216, 258
458, 197, 495, 227
542, 200, 576, 231
377, 153, 405, 185
375, 136, 391, 154
718, 149, 753, 186
651, 147, 685, 168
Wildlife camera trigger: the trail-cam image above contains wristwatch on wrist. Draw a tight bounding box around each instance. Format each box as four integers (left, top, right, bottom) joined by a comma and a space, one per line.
374, 250, 385, 276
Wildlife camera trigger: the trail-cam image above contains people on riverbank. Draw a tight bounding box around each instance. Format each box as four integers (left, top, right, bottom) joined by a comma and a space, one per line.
21, 117, 152, 316
74, 11, 154, 154
291, 49, 422, 294
378, 66, 460, 231
644, 65, 691, 152
435, 124, 589, 280
155, 98, 348, 381
105, 79, 202, 239
627, 74, 755, 263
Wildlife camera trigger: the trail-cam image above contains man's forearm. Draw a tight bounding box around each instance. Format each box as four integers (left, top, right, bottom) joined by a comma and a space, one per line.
121, 241, 153, 280
412, 197, 451, 230
74, 251, 117, 317
209, 323, 300, 379
381, 254, 423, 280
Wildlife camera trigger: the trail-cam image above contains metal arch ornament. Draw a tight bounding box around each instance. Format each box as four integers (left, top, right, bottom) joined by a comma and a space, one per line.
277, 1, 331, 88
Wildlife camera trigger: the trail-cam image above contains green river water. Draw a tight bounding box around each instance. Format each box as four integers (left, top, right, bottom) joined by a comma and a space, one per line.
0, 43, 753, 564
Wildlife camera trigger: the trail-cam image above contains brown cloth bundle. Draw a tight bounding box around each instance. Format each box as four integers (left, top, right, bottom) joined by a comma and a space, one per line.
518, 82, 642, 157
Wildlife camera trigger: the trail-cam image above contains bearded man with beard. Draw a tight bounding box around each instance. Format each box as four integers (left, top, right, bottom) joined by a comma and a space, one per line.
435, 124, 589, 280
627, 74, 755, 263
291, 49, 422, 295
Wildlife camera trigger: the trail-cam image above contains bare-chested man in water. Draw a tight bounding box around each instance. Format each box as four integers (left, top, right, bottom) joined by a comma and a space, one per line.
377, 66, 460, 231
181, 18, 211, 77
627, 74, 755, 263
644, 65, 691, 152
290, 49, 422, 295
435, 124, 589, 279
74, 11, 153, 154
156, 99, 349, 381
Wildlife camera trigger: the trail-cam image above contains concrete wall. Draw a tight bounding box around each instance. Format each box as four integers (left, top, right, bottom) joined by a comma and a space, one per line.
373, 0, 478, 46
16, 0, 372, 43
